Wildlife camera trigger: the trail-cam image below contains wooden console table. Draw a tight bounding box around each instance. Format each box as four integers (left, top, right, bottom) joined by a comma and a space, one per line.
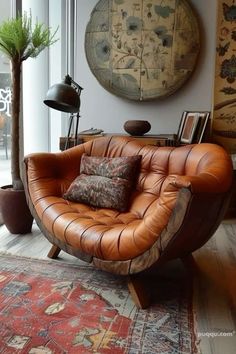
59, 133, 177, 151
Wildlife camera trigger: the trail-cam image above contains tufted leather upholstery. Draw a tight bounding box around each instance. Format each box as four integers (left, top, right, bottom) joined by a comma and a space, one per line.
23, 136, 233, 277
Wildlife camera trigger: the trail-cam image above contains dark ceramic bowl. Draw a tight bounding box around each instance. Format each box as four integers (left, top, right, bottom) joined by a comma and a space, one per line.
124, 120, 151, 136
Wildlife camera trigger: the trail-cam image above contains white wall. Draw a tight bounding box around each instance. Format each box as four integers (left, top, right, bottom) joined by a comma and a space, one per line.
22, 0, 50, 154
75, 0, 217, 135
49, 0, 64, 152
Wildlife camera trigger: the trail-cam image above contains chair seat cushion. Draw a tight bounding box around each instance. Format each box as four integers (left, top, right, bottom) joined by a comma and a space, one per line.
63, 154, 141, 211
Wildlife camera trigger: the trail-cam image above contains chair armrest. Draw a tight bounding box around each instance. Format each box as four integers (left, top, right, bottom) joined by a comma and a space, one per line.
157, 171, 232, 224
24, 152, 62, 179
24, 144, 87, 178
23, 144, 87, 198
171, 173, 232, 194
157, 173, 232, 261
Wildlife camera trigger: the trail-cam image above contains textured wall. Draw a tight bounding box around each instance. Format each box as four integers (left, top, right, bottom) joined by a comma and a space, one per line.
75, 0, 217, 136
212, 0, 236, 154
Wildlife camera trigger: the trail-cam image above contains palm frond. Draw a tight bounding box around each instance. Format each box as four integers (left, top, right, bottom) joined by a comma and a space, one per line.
0, 12, 58, 62
0, 12, 59, 189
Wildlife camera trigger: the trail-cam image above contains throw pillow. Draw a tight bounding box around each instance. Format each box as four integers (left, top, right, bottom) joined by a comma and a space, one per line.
63, 154, 141, 211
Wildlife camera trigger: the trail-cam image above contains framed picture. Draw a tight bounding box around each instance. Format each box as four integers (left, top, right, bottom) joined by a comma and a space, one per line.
176, 111, 188, 141
180, 112, 199, 144
193, 111, 211, 143
178, 111, 211, 144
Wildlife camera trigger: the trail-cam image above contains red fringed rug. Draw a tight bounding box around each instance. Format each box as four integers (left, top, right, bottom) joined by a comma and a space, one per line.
0, 254, 198, 353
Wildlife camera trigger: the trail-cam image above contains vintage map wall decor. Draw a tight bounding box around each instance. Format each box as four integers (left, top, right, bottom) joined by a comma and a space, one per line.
212, 0, 236, 153
85, 0, 200, 101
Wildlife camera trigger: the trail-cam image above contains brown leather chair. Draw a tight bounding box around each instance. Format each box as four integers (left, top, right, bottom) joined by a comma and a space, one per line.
23, 136, 233, 308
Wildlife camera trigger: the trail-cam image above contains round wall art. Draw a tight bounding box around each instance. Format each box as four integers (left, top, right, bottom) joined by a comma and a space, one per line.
85, 0, 200, 101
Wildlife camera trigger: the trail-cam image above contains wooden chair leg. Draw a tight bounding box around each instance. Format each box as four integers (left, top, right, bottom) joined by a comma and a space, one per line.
47, 244, 61, 259
127, 274, 150, 309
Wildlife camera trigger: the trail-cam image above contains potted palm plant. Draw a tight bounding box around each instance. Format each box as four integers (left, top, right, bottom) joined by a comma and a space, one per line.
0, 13, 57, 233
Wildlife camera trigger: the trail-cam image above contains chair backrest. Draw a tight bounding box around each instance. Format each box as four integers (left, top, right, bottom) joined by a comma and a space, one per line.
78, 135, 232, 216
80, 136, 232, 194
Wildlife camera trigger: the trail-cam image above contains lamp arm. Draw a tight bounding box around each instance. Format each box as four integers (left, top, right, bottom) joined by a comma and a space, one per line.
64, 74, 83, 94
71, 78, 83, 92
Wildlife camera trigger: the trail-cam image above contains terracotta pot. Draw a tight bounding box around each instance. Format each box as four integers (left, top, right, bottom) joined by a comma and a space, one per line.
124, 120, 151, 136
0, 185, 33, 234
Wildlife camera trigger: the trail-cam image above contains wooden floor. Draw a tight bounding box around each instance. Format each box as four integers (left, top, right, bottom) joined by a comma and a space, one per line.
0, 220, 235, 354
192, 219, 236, 354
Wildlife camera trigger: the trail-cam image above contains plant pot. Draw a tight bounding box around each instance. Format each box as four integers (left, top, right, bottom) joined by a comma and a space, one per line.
0, 185, 33, 234
124, 120, 151, 136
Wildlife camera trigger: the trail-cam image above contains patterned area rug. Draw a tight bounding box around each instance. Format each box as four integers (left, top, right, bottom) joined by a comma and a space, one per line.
0, 254, 198, 353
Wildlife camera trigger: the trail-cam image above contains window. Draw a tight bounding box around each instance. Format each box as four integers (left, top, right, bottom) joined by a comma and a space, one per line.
0, 0, 12, 185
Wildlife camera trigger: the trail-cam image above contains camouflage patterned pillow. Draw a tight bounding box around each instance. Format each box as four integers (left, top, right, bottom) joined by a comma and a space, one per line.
63, 154, 141, 211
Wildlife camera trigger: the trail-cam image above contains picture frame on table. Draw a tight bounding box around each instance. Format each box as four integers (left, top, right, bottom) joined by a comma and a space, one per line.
177, 111, 210, 144
193, 111, 211, 143
179, 112, 199, 144
176, 111, 188, 141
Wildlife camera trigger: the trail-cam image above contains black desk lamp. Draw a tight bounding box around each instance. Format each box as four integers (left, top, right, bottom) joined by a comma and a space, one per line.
44, 74, 83, 149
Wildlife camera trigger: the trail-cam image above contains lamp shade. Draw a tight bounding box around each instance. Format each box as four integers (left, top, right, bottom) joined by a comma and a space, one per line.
44, 78, 81, 113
